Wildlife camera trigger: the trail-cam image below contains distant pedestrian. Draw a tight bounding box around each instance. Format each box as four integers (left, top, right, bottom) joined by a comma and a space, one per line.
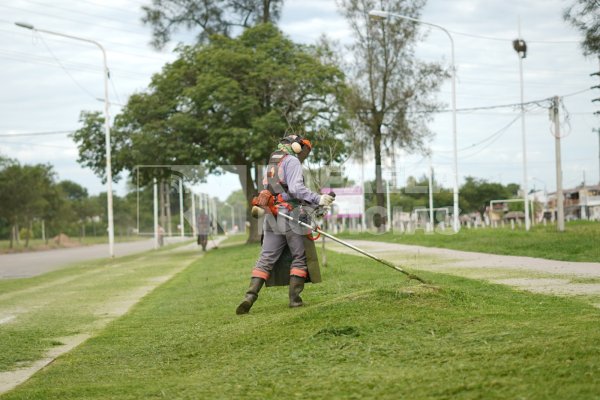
197, 210, 210, 251
157, 224, 165, 247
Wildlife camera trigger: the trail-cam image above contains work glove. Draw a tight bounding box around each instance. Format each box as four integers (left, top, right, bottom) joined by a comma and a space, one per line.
319, 194, 335, 207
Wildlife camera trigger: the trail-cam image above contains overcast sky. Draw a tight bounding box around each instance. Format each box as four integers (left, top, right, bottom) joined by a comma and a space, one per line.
0, 0, 598, 201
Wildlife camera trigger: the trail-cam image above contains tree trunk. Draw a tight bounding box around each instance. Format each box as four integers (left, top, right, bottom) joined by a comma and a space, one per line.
15, 223, 20, 246
373, 128, 385, 232
262, 0, 271, 23
9, 224, 14, 249
241, 164, 261, 243
25, 219, 31, 248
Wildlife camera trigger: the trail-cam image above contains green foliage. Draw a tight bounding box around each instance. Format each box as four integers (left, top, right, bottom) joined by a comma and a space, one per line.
459, 176, 520, 213
141, 0, 284, 49
0, 161, 151, 243
0, 161, 63, 245
363, 175, 519, 214
74, 24, 348, 186
564, 0, 600, 55
340, 0, 448, 210
73, 23, 349, 241
3, 245, 600, 399
70, 112, 111, 183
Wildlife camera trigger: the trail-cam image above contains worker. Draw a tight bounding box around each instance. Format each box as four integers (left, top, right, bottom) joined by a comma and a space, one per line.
236, 134, 334, 314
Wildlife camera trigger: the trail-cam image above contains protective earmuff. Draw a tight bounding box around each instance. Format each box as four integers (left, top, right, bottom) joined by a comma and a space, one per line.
282, 134, 312, 154
282, 135, 303, 153
291, 141, 303, 154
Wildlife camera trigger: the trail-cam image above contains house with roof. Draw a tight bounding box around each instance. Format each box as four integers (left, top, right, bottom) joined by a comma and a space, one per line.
545, 184, 600, 221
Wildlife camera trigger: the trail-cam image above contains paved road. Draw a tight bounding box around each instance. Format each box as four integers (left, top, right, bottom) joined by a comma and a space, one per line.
0, 237, 193, 279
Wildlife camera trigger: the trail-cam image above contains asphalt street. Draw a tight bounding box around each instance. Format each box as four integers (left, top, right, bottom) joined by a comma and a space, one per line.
0, 237, 192, 279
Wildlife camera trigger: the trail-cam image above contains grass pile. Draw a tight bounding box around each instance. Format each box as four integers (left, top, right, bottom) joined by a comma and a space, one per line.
2, 242, 600, 399
339, 220, 600, 262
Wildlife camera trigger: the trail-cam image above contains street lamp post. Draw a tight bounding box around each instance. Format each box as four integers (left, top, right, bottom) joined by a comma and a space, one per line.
513, 20, 530, 231
368, 10, 459, 232
16, 22, 115, 257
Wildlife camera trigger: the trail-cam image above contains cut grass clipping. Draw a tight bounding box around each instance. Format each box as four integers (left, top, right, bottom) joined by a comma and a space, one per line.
2, 243, 600, 399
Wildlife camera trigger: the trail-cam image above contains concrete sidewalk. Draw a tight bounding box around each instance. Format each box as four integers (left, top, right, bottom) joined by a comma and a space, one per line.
326, 239, 600, 300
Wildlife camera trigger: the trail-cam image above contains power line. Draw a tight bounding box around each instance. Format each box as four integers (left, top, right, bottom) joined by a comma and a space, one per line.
445, 28, 581, 44
0, 48, 159, 80
36, 32, 99, 100
0, 3, 149, 38
0, 130, 75, 137
0, 26, 173, 65
0, 140, 73, 149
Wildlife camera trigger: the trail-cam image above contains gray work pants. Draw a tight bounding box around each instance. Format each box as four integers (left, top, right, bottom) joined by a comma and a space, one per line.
253, 209, 307, 277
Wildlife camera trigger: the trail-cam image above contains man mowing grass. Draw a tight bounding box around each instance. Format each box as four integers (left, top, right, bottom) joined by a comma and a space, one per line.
236, 134, 334, 315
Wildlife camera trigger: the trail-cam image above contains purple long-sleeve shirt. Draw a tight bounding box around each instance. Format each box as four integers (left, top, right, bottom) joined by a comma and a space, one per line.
272, 155, 320, 205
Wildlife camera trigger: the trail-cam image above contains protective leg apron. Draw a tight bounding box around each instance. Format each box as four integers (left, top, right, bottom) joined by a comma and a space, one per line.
251, 209, 308, 281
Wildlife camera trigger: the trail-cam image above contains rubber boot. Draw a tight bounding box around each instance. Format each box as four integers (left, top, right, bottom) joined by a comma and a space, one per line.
289, 276, 305, 308
236, 277, 265, 315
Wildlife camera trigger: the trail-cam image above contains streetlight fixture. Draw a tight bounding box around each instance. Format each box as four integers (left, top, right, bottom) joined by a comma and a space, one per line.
16, 22, 115, 257
368, 10, 460, 232
512, 19, 530, 231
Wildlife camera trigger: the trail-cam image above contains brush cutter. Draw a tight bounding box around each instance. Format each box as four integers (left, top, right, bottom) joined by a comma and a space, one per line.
251, 194, 426, 284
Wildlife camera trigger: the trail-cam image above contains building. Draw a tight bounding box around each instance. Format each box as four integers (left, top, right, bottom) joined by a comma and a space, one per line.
546, 184, 600, 221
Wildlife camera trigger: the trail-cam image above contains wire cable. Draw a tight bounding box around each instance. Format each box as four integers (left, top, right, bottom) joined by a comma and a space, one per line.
0, 130, 74, 137
0, 140, 73, 149
445, 28, 581, 44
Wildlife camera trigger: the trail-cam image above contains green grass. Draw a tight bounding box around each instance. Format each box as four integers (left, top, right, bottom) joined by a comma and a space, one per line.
338, 220, 600, 262
2, 243, 600, 399
0, 246, 198, 373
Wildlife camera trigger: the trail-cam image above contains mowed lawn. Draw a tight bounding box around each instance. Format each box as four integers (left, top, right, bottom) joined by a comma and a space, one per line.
2, 241, 599, 399
339, 220, 600, 262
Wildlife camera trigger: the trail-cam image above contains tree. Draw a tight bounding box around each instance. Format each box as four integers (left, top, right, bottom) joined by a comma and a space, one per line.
459, 176, 519, 214
58, 180, 92, 240
338, 0, 447, 229
564, 0, 600, 56
141, 0, 284, 49
0, 162, 57, 247
73, 24, 349, 242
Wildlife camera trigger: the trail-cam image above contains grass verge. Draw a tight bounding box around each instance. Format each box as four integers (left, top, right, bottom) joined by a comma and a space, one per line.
0, 245, 198, 373
338, 220, 600, 262
2, 243, 599, 399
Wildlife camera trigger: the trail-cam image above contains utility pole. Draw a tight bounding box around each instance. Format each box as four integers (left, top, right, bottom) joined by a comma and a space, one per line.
591, 61, 600, 184
179, 178, 184, 238
595, 128, 600, 185
428, 155, 434, 233
552, 96, 565, 232
153, 178, 159, 249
